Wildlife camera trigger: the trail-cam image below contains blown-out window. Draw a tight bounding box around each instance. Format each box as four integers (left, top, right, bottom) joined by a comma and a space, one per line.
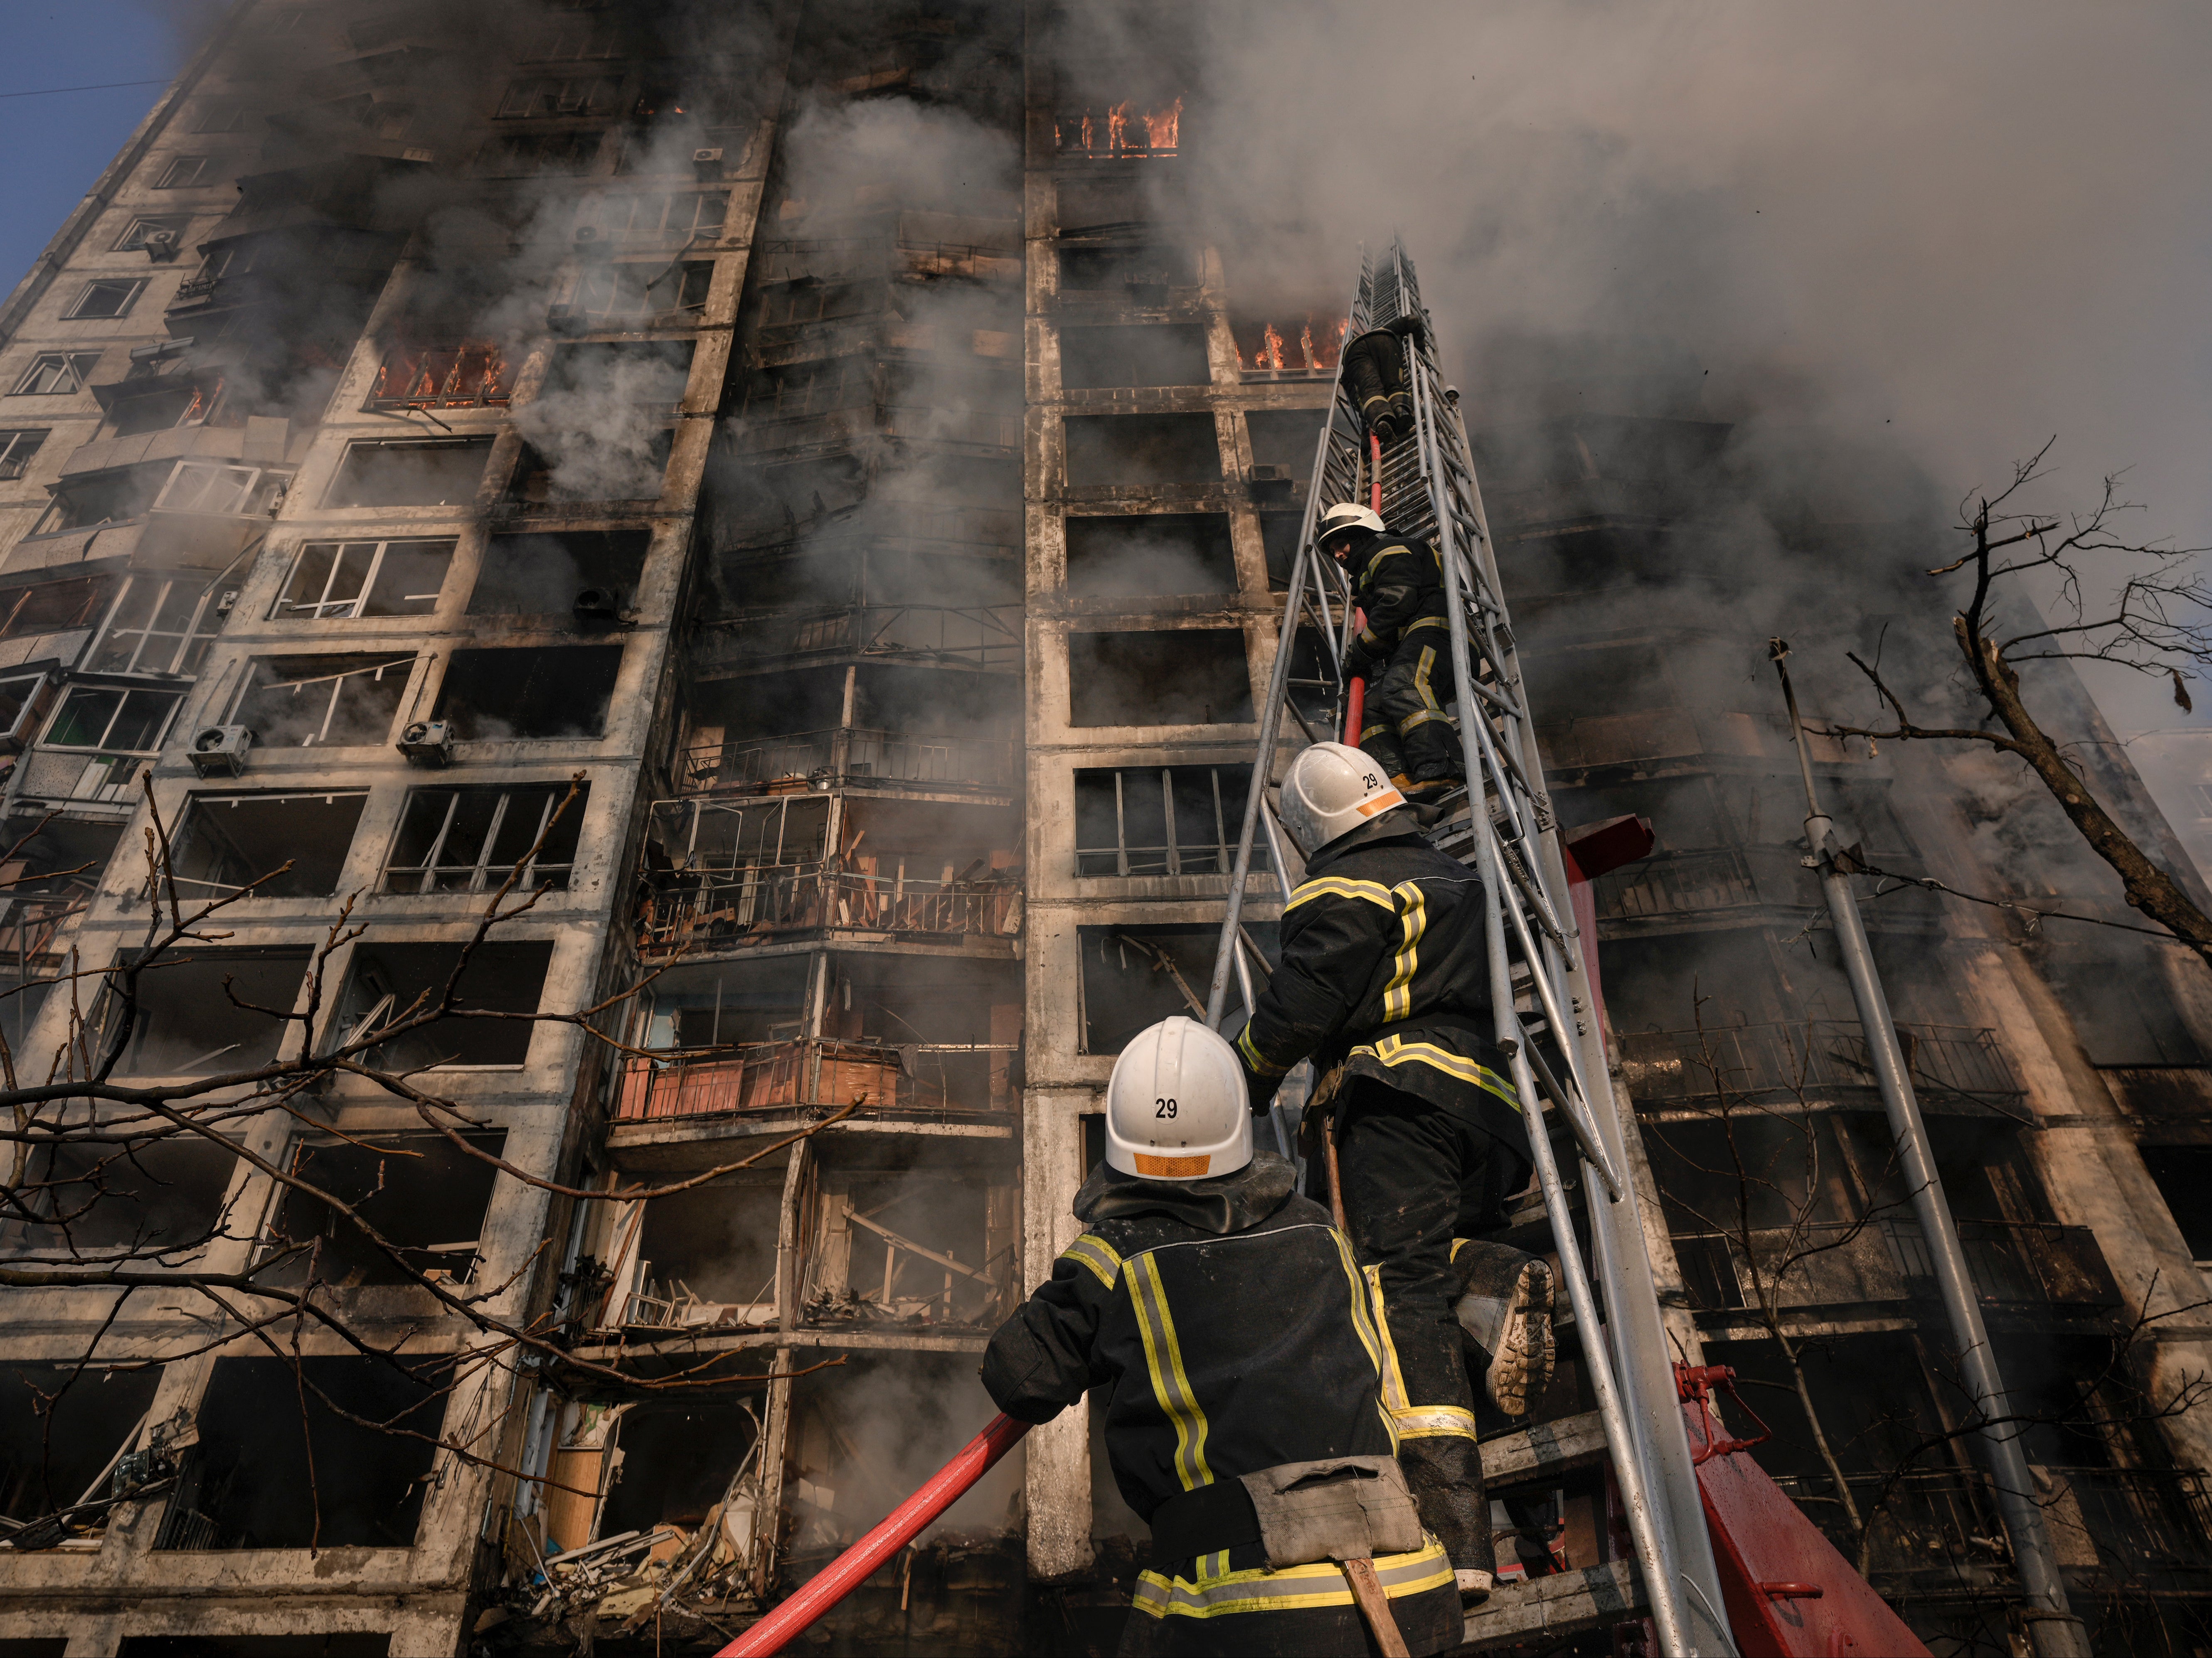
151, 460, 287, 515
0, 577, 110, 640
232, 655, 416, 748
274, 539, 454, 620
86, 577, 225, 676
496, 75, 623, 119
1074, 764, 1266, 877
383, 782, 589, 894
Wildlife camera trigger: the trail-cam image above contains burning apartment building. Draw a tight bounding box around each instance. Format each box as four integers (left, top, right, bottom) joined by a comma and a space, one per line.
0, 2, 2205, 1654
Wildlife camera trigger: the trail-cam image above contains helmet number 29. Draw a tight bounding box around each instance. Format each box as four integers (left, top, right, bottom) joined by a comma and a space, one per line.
1155, 1097, 1177, 1118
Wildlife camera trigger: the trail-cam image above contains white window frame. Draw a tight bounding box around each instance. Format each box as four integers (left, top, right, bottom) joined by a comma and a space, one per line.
156, 156, 215, 189
383, 784, 582, 894
0, 428, 47, 480
231, 656, 416, 748
10, 354, 102, 397
586, 190, 729, 241
0, 672, 50, 746
274, 538, 456, 620
85, 576, 225, 677
152, 460, 286, 517
40, 683, 183, 754
64, 279, 147, 322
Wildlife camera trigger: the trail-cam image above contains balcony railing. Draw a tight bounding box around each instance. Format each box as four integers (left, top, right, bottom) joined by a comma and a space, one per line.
1593, 848, 1760, 920
639, 860, 1020, 954
1621, 1019, 2028, 1119
677, 726, 1016, 797
611, 1037, 1017, 1124
1669, 1218, 2118, 1314
700, 603, 1022, 673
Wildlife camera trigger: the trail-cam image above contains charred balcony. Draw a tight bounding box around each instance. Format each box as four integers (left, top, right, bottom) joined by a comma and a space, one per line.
1621, 1020, 2030, 1122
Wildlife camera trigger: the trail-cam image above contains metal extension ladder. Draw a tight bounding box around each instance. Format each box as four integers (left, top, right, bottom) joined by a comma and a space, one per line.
1202, 240, 1739, 1656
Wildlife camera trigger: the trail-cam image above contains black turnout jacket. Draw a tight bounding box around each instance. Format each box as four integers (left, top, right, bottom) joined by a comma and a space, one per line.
1339, 529, 1448, 680
1234, 812, 1528, 1160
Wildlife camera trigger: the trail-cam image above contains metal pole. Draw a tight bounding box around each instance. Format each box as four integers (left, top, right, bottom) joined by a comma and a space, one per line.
1768, 640, 2089, 1658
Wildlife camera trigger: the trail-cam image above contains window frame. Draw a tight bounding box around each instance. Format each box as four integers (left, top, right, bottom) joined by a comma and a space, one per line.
0, 428, 47, 480
583, 190, 729, 242
155, 156, 216, 189
112, 218, 188, 254
64, 279, 148, 322
495, 74, 625, 120
273, 538, 456, 621
382, 782, 587, 895
40, 683, 184, 754
0, 576, 112, 642
10, 354, 102, 397
1075, 763, 1266, 877
229, 654, 419, 749
151, 459, 288, 517
84, 576, 227, 678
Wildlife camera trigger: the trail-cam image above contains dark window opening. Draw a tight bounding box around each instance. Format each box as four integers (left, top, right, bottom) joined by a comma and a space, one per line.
2139, 1146, 2212, 1260
1245, 407, 1328, 474
570, 261, 712, 321
157, 1356, 444, 1550
1078, 922, 1277, 1055
496, 74, 623, 119
325, 438, 492, 509
108, 947, 309, 1076
0, 577, 111, 640
469, 530, 649, 615
1058, 244, 1196, 291
1059, 324, 1210, 389
1, 1137, 239, 1260
1260, 511, 1304, 589
1067, 629, 1252, 726
0, 428, 47, 479
1074, 764, 1264, 876
329, 940, 554, 1069
541, 339, 695, 406
0, 1363, 166, 1528
259, 1130, 505, 1287
276, 539, 454, 620
1064, 413, 1221, 488
42, 684, 181, 753
383, 782, 587, 894
106, 391, 197, 438
171, 792, 366, 900
510, 431, 672, 505
1064, 512, 1236, 599
233, 654, 414, 749
2047, 957, 2207, 1067
433, 645, 622, 740
44, 466, 163, 531
480, 131, 603, 177
595, 1398, 761, 1542
626, 1181, 783, 1327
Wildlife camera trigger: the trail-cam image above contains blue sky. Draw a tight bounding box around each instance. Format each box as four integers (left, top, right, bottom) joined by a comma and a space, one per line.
0, 2, 199, 296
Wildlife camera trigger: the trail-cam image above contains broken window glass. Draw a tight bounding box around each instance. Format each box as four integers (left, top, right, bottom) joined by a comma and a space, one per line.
431, 646, 622, 740
170, 791, 367, 900
328, 940, 554, 1070
273, 539, 453, 620
382, 782, 587, 893
0, 577, 111, 640
325, 438, 493, 509
232, 655, 415, 748
258, 1130, 505, 1287
85, 576, 224, 675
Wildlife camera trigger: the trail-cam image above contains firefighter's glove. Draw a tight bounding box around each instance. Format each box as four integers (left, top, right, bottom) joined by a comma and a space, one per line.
1243, 1060, 1281, 1115
1343, 649, 1375, 685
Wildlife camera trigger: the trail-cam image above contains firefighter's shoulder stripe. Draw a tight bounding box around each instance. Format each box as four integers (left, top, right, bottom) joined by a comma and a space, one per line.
1355, 1036, 1522, 1114
1059, 1232, 1122, 1289
1128, 1252, 1214, 1491
1383, 879, 1429, 1023
1284, 876, 1396, 914
1131, 1537, 1452, 1619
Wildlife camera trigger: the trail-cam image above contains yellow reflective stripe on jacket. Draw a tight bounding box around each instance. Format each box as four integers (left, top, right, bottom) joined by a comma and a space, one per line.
1131, 1537, 1453, 1619
1331, 1235, 1398, 1449
1354, 1036, 1522, 1114
1383, 879, 1428, 1023
1235, 1021, 1287, 1077
1365, 1263, 1479, 1442
1127, 1252, 1213, 1491
1060, 1232, 1122, 1290
1283, 876, 1396, 914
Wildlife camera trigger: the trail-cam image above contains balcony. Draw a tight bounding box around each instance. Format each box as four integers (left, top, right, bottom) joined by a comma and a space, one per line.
610, 1037, 1016, 1125
638, 860, 1020, 956
12, 747, 153, 806
1621, 1020, 2029, 1121
1594, 847, 1762, 920
1670, 1218, 2119, 1317
676, 726, 1016, 797
696, 603, 1022, 675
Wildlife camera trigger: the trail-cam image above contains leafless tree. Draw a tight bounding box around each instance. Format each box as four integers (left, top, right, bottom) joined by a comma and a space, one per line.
1830, 441, 2212, 964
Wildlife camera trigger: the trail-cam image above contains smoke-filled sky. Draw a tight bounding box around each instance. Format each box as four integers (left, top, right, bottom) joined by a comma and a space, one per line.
1170, 2, 2212, 733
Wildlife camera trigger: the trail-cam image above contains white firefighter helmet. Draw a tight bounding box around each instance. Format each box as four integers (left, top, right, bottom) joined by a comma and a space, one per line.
1318, 502, 1385, 545
1104, 1016, 1251, 1181
1279, 740, 1405, 856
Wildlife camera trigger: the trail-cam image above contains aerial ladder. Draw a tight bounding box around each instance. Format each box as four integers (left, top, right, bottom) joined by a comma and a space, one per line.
1201, 239, 1739, 1656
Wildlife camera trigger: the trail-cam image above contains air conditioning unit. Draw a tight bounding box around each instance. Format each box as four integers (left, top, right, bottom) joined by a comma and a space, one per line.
397, 720, 454, 767
572, 224, 610, 260
1249, 463, 1293, 500
189, 725, 254, 777
691, 147, 724, 180
573, 585, 628, 625
142, 230, 181, 263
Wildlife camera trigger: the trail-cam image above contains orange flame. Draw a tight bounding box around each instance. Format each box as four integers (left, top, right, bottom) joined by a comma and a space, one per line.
1261, 323, 1287, 372
1141, 96, 1182, 150
1106, 101, 1130, 153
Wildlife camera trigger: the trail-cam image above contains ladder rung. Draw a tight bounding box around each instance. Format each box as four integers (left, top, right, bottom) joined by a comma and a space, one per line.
1480, 1407, 1609, 1487
1461, 1559, 1645, 1651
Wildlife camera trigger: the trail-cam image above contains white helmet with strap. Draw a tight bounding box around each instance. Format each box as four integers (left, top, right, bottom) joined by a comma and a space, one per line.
1318, 501, 1385, 544
1104, 1017, 1251, 1181
1279, 740, 1405, 856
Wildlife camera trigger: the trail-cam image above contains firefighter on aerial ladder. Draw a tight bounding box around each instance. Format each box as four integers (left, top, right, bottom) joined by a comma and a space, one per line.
980, 1016, 1465, 1656
1320, 501, 1466, 805
1233, 742, 1557, 1606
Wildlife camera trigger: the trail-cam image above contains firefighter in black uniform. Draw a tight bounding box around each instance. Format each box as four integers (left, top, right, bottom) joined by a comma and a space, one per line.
1233, 742, 1555, 1604
981, 1015, 1463, 1656
1342, 327, 1413, 443
1318, 501, 1463, 804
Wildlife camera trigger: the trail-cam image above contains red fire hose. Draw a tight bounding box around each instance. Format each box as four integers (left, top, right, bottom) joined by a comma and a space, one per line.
1342, 608, 1367, 744
714, 1413, 1030, 1657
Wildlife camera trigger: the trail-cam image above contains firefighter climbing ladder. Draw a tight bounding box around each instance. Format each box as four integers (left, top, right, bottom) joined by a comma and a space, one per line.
1203, 241, 1739, 1656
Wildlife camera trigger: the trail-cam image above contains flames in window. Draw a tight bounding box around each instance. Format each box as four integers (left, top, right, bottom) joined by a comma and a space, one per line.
372, 341, 510, 408
1055, 95, 1184, 158
1232, 314, 1348, 375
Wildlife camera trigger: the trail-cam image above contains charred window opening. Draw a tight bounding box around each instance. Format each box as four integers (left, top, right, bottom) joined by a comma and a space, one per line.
233, 654, 414, 748
497, 74, 624, 120
1074, 765, 1265, 877
594, 1399, 762, 1544
325, 438, 492, 509
568, 261, 713, 322
383, 782, 587, 894
259, 1130, 505, 1288
41, 464, 164, 531
1259, 512, 1306, 589
1078, 923, 1276, 1054
0, 1363, 165, 1534
510, 431, 673, 506
2140, 1146, 2212, 1262
157, 1355, 446, 1550
542, 340, 695, 406
1052, 95, 1184, 160
1064, 513, 1235, 599
821, 954, 1022, 1112
1059, 324, 1209, 389
274, 539, 454, 620
617, 1179, 784, 1328
1067, 629, 1252, 727
432, 645, 622, 740
86, 575, 225, 676
1231, 314, 1346, 376
613, 957, 815, 1122
1245, 407, 1328, 480
802, 1167, 1010, 1329
680, 663, 1016, 795
0, 577, 110, 640
172, 791, 367, 900
0, 810, 118, 1046
0, 1136, 239, 1260
2047, 955, 2207, 1067
105, 946, 308, 1076
328, 940, 553, 1070
758, 276, 888, 331
1064, 413, 1220, 488
470, 530, 648, 616
368, 339, 511, 411
480, 131, 603, 178
1058, 244, 1195, 293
